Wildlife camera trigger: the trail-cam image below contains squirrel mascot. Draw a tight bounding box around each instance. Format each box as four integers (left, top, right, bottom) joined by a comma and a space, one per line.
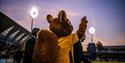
32, 10, 88, 63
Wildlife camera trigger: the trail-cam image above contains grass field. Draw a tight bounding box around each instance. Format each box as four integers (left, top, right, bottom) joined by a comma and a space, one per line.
92, 61, 125, 63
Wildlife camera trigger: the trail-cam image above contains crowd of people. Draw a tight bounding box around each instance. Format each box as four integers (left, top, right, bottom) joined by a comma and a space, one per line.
0, 42, 18, 58
0, 41, 23, 63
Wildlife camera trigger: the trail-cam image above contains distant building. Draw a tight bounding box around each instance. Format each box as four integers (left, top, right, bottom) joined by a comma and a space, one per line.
96, 41, 103, 47
86, 42, 125, 61
96, 46, 125, 61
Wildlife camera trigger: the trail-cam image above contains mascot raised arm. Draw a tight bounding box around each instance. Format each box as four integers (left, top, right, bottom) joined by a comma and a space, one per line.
32, 10, 88, 63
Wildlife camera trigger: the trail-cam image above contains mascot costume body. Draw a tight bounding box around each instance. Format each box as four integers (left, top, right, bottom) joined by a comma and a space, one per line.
32, 10, 88, 63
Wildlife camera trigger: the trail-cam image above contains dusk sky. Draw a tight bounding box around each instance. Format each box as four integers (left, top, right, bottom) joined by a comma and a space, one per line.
0, 0, 125, 49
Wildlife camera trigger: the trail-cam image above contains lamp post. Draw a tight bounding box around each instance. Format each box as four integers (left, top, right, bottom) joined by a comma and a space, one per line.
88, 26, 96, 60
89, 27, 95, 43
29, 7, 38, 32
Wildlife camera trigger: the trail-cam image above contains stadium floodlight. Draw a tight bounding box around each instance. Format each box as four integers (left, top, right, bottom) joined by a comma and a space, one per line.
89, 27, 95, 43
30, 7, 38, 19
29, 6, 38, 32
89, 27, 95, 34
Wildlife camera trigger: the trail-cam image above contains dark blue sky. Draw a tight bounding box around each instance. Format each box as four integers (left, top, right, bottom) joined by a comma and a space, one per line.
0, 0, 125, 46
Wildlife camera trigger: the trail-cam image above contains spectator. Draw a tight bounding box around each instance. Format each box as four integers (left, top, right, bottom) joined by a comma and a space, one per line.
70, 35, 91, 63
14, 49, 23, 63
23, 28, 39, 63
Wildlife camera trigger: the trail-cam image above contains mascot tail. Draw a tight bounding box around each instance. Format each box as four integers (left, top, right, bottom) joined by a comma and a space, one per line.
32, 29, 58, 63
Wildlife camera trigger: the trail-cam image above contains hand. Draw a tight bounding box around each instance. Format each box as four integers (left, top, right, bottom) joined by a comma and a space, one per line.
81, 16, 88, 23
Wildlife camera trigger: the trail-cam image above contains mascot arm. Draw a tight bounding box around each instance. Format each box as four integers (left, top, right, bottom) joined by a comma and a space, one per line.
76, 16, 88, 39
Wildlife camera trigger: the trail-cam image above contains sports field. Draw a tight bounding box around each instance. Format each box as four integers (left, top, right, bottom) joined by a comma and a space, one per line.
92, 61, 125, 63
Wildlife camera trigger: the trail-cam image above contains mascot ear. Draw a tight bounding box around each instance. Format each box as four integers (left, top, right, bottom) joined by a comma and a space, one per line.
47, 14, 54, 23
58, 10, 67, 22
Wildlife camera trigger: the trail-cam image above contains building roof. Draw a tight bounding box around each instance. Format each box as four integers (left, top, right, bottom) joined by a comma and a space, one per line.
0, 12, 30, 44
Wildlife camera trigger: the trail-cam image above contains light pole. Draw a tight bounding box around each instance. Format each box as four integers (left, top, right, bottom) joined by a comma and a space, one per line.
88, 26, 96, 60
29, 7, 38, 32
89, 27, 95, 43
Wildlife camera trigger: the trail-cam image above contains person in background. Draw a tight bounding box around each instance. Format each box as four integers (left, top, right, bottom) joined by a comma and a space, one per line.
14, 48, 23, 63
70, 35, 91, 63
23, 28, 40, 63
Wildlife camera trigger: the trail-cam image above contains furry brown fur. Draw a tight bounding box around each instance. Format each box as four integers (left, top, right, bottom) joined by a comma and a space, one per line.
32, 30, 58, 63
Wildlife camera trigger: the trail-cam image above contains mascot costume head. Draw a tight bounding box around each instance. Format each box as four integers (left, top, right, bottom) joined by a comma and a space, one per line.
47, 10, 73, 38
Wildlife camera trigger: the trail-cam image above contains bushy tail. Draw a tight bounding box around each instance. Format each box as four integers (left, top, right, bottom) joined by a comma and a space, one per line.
32, 29, 58, 63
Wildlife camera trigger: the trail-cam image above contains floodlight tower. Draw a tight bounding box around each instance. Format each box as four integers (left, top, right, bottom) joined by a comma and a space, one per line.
89, 27, 95, 43
29, 7, 38, 32
88, 26, 96, 60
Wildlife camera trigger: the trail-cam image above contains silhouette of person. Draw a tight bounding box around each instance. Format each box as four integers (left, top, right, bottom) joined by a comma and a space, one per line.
70, 35, 91, 63
14, 48, 23, 63
23, 28, 40, 63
